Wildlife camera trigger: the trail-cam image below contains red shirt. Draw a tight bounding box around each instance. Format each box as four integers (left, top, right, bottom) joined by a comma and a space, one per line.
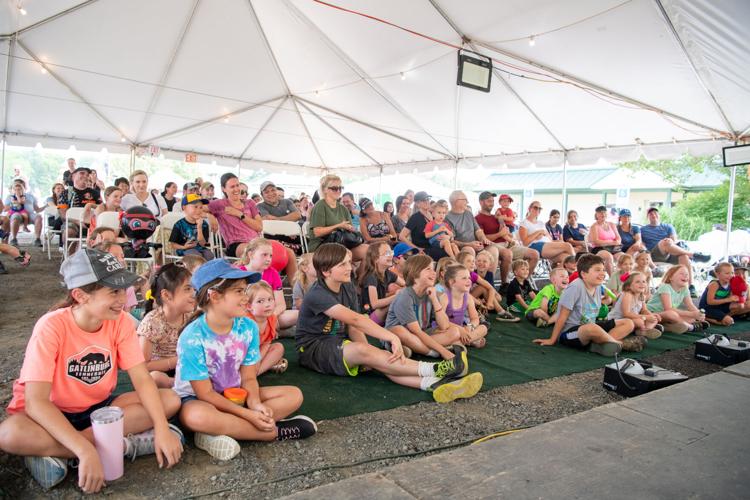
475, 213, 505, 244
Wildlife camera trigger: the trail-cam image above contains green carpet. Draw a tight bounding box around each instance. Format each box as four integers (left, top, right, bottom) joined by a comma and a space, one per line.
117, 320, 750, 421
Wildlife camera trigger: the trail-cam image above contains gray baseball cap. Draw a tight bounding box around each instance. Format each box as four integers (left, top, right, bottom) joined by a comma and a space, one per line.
61, 248, 140, 290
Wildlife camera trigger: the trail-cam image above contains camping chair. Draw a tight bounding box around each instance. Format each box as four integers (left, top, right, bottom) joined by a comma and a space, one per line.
262, 219, 308, 254
42, 205, 62, 260
63, 207, 87, 260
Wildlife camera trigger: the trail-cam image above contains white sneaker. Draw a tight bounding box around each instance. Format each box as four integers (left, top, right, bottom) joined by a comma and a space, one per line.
194, 432, 240, 460
24, 456, 68, 489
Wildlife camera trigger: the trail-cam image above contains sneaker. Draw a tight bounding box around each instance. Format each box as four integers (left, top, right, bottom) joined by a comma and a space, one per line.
24, 456, 68, 490
34, 238, 43, 247
588, 341, 622, 357
640, 328, 662, 340
0, 260, 7, 275
194, 432, 240, 460
536, 317, 548, 328
124, 423, 184, 461
666, 322, 689, 334
692, 252, 711, 263
434, 348, 468, 379
430, 372, 483, 403
621, 336, 644, 352
449, 343, 468, 356
689, 285, 698, 298
10, 238, 18, 246
270, 358, 289, 374
496, 311, 520, 322
694, 320, 710, 331
276, 415, 317, 441
469, 337, 486, 348
654, 324, 665, 333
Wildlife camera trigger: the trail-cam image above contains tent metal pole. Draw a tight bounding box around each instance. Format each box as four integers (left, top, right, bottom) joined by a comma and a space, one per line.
0, 0, 101, 38
141, 95, 286, 145
17, 40, 130, 142
0, 134, 6, 196
238, 96, 288, 159
135, 0, 201, 143
129, 146, 136, 174
562, 152, 569, 217
653, 0, 735, 135
378, 166, 383, 204
725, 165, 736, 261
283, 0, 456, 161
296, 97, 451, 159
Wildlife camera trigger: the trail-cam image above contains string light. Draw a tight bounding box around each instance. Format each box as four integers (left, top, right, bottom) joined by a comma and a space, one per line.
223, 116, 230, 123
40, 66, 47, 74
18, 3, 27, 16
400, 72, 406, 80
120, 136, 127, 142
529, 35, 536, 47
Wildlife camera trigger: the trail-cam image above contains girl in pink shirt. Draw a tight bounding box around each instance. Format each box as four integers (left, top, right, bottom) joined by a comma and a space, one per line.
239, 238, 298, 332
0, 249, 183, 493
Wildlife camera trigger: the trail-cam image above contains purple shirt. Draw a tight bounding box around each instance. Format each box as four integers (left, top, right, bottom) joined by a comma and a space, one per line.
208, 198, 260, 246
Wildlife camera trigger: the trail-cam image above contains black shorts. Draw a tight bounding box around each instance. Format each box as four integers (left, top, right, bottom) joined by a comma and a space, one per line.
525, 311, 538, 323
703, 305, 730, 320
226, 241, 242, 258
559, 319, 617, 350
298, 336, 358, 377
62, 394, 115, 431
423, 246, 448, 260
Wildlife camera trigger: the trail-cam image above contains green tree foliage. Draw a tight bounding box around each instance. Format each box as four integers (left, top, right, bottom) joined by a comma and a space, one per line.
659, 165, 750, 240
620, 153, 723, 185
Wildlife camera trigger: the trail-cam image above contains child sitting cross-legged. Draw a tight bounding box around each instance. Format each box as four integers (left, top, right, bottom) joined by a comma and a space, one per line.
176, 259, 316, 462
647, 265, 709, 333
138, 263, 196, 388
296, 243, 482, 404
438, 264, 489, 348
525, 267, 569, 328
607, 271, 663, 343
533, 253, 637, 355
699, 262, 750, 326
507, 259, 537, 314
0, 249, 184, 493
358, 242, 404, 325
246, 281, 288, 374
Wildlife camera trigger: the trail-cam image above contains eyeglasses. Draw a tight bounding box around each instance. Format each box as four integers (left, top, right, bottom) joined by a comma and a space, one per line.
456, 198, 468, 202
328, 186, 344, 192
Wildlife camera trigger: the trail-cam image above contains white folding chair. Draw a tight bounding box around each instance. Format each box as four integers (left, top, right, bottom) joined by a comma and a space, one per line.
301, 221, 310, 253
262, 219, 308, 254
42, 205, 62, 260
160, 212, 185, 263
95, 211, 121, 234
63, 207, 87, 259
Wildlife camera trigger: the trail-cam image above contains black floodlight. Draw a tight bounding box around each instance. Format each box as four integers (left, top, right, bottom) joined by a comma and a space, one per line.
723, 143, 750, 167
457, 49, 492, 93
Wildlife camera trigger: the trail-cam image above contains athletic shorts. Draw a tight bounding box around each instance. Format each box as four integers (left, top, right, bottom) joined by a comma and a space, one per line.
529, 241, 545, 254
525, 310, 538, 323
650, 244, 679, 264
703, 305, 730, 321
559, 319, 617, 350
62, 394, 115, 431
298, 336, 359, 377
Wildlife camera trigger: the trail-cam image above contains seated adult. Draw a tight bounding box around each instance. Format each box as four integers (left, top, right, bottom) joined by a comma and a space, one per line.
475, 191, 539, 285
359, 197, 398, 245
616, 208, 645, 256
114, 177, 130, 194
256, 180, 301, 278
120, 170, 168, 221
208, 173, 262, 258
3, 180, 44, 247
307, 175, 368, 262
640, 207, 710, 296
161, 182, 179, 212
445, 190, 495, 258
390, 195, 411, 235
45, 182, 66, 233
545, 210, 563, 241
563, 210, 589, 254
341, 192, 361, 231
587, 205, 621, 275
58, 167, 101, 251
398, 191, 446, 260
518, 201, 575, 265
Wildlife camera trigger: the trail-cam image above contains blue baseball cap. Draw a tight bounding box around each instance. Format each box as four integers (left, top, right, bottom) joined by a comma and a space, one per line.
190, 258, 261, 292
393, 242, 419, 258
619, 208, 632, 217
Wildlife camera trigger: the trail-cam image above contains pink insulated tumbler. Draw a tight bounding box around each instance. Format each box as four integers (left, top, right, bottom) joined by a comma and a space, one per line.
90, 406, 124, 481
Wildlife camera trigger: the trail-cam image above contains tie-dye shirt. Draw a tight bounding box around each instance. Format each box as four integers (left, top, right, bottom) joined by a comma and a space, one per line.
173, 314, 260, 398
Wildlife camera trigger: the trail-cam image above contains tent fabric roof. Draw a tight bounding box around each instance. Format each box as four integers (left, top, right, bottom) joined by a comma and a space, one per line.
0, 0, 747, 171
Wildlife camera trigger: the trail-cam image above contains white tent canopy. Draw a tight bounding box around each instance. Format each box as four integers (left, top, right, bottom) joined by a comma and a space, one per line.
0, 0, 748, 172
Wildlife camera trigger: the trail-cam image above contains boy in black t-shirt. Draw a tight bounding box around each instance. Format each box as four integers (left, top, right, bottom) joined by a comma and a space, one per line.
507, 259, 537, 314
295, 243, 482, 403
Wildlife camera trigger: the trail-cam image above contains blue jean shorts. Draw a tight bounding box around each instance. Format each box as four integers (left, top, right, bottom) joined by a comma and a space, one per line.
529, 241, 546, 254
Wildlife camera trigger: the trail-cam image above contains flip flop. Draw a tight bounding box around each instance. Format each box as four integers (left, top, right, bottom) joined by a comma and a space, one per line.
15, 250, 31, 267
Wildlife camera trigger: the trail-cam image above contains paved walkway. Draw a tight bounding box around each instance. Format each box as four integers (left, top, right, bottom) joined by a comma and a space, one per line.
285, 360, 750, 500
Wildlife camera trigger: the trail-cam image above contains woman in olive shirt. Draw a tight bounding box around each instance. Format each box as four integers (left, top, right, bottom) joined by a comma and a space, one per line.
307, 174, 368, 263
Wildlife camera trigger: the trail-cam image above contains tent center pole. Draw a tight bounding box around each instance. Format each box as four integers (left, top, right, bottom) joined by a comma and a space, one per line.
561, 152, 569, 217
724, 165, 736, 261
0, 133, 6, 196
129, 146, 136, 174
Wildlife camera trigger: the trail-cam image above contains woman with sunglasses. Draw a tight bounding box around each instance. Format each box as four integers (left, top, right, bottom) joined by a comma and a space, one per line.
306, 174, 368, 263
518, 201, 575, 266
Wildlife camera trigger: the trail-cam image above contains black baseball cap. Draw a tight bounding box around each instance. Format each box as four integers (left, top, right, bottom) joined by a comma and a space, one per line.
479, 191, 496, 201
73, 166, 92, 175
414, 191, 431, 202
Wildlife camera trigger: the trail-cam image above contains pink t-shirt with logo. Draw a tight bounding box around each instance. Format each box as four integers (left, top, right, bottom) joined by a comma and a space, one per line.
8, 308, 145, 414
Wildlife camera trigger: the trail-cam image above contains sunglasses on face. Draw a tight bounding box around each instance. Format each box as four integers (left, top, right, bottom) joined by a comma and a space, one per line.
328, 186, 344, 192
532, 206, 542, 210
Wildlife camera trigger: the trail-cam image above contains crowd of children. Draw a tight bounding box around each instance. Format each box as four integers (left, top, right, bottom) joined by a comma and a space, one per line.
2, 174, 750, 493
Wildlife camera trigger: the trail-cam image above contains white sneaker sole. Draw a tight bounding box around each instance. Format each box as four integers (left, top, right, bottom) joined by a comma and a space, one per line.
194, 433, 240, 461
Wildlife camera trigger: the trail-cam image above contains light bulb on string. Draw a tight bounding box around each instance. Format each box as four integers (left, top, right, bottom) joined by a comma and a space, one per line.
529, 35, 536, 47
400, 72, 406, 80
18, 3, 27, 16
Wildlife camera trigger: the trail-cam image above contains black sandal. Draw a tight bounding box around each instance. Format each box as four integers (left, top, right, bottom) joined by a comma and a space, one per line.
14, 250, 31, 267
